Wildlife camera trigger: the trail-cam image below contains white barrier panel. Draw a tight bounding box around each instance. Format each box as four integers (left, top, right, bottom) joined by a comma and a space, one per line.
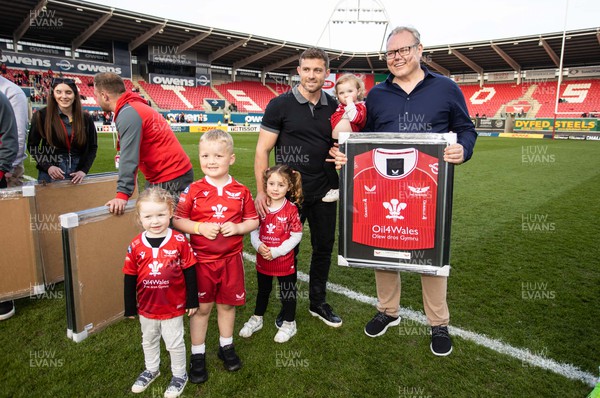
61, 201, 140, 342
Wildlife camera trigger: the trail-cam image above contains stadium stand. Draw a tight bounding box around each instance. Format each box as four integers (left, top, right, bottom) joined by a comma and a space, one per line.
529, 79, 600, 117
265, 81, 293, 95
137, 80, 190, 110
183, 85, 221, 110
3, 67, 599, 118
137, 81, 220, 111
4, 68, 137, 107
459, 83, 530, 118
214, 81, 277, 112
458, 79, 600, 118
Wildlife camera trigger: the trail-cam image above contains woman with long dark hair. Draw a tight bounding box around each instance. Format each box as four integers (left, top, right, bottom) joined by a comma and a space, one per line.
28, 78, 97, 183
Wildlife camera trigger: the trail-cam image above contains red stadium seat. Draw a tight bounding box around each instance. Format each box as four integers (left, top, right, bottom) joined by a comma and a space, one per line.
214, 81, 277, 112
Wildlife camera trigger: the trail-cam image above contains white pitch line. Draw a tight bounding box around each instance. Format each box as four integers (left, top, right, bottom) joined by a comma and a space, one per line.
242, 252, 597, 387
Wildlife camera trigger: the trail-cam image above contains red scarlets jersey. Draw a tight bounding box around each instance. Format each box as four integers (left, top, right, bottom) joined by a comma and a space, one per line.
176, 176, 258, 261
256, 199, 302, 276
352, 148, 438, 250
123, 229, 197, 320
330, 101, 367, 132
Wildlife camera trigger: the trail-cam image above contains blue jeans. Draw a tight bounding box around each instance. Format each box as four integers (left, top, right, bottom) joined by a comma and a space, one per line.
37, 154, 80, 183
297, 196, 337, 306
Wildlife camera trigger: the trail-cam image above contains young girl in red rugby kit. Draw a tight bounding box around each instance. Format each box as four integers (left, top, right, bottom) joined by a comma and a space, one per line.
240, 164, 303, 343
123, 187, 198, 398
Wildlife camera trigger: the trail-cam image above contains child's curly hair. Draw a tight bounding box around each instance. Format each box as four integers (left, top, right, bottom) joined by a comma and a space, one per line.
335, 73, 365, 101
263, 164, 303, 206
135, 187, 175, 220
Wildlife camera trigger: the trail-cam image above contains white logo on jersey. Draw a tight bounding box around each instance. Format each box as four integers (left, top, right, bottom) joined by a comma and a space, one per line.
148, 260, 163, 276
163, 249, 178, 257
276, 216, 287, 223
408, 185, 431, 197
236, 293, 245, 300
429, 163, 439, 175
363, 185, 377, 194
203, 191, 210, 196
266, 223, 276, 234
199, 292, 206, 298
383, 199, 407, 220
226, 190, 241, 199
211, 204, 227, 218
175, 234, 185, 242
139, 251, 146, 259
391, 169, 401, 176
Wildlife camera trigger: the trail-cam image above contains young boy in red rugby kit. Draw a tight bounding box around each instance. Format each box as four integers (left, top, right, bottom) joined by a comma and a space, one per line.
173, 129, 259, 383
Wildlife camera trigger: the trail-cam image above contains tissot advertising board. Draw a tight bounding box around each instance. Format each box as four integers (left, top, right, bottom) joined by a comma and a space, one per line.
338, 133, 456, 276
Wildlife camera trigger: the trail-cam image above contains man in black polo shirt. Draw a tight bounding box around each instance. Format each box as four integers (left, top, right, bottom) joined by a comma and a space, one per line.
255, 48, 342, 328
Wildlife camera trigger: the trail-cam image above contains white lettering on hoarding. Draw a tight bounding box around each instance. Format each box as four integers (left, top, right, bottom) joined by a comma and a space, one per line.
245, 115, 263, 123
1, 54, 52, 68
151, 75, 195, 87
1, 53, 122, 75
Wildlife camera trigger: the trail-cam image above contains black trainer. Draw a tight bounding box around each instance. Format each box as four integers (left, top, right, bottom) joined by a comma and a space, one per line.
430, 325, 453, 356
0, 300, 15, 321
364, 311, 401, 337
275, 307, 284, 329
218, 344, 242, 371
309, 303, 342, 328
189, 353, 208, 384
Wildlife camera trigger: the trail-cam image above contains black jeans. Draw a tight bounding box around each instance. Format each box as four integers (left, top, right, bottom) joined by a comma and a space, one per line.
298, 196, 337, 307
255, 271, 297, 322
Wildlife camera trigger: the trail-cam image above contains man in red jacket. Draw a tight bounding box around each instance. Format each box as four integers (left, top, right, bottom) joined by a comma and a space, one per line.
93, 72, 193, 214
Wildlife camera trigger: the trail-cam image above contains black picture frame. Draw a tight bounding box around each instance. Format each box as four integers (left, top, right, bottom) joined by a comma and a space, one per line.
338, 132, 456, 276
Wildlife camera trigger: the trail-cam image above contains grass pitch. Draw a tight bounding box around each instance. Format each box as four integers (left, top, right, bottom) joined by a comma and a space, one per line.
3, 134, 598, 397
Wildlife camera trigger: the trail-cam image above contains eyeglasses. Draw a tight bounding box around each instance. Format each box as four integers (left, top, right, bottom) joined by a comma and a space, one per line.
384, 43, 419, 59
51, 78, 75, 86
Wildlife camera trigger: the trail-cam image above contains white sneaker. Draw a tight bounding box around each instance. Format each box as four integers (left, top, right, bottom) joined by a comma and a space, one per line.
239, 315, 263, 338
322, 189, 339, 202
274, 321, 297, 343
131, 369, 160, 393
164, 374, 188, 398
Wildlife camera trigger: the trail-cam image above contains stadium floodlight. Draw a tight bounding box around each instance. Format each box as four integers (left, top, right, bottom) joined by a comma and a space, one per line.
316, 0, 390, 52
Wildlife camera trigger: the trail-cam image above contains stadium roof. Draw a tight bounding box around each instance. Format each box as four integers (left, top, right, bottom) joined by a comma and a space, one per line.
1, 0, 599, 76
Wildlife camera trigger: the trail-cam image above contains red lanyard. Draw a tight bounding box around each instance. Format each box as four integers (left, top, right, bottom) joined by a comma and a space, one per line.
59, 116, 75, 153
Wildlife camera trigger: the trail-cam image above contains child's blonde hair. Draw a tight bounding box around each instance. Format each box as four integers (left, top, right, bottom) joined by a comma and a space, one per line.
135, 187, 176, 219
199, 129, 234, 153
335, 74, 365, 101
263, 164, 303, 206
